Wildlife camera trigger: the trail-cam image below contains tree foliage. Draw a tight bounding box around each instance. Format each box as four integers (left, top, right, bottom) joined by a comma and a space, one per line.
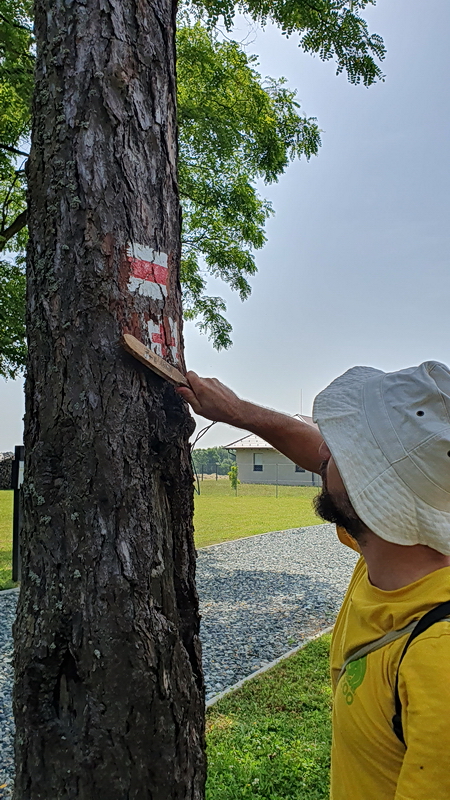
0, 0, 32, 151
0, 0, 30, 257
0, 0, 385, 376
228, 463, 239, 490
190, 0, 385, 87
178, 22, 321, 347
191, 446, 236, 475
0, 257, 26, 377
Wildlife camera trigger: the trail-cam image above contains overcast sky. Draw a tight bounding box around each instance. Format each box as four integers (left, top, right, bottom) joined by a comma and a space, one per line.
1, 0, 449, 452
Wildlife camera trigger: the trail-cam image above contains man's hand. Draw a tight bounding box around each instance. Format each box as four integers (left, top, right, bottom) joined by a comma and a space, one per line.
176, 372, 247, 426
177, 370, 323, 473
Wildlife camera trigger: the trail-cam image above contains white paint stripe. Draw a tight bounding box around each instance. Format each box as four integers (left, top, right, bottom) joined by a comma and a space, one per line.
127, 275, 167, 299
205, 625, 334, 708
127, 243, 168, 269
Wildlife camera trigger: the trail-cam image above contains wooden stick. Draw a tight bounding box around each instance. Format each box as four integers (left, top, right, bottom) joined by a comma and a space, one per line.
122, 333, 190, 387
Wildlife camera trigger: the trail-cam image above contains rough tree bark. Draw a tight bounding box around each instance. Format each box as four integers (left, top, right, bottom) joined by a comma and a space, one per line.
13, 1, 205, 798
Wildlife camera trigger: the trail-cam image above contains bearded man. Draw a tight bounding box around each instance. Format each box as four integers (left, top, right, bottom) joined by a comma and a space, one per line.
177, 361, 450, 800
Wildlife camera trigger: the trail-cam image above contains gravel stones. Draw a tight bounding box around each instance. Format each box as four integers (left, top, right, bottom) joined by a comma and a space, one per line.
0, 523, 358, 792
0, 593, 17, 799
197, 524, 358, 701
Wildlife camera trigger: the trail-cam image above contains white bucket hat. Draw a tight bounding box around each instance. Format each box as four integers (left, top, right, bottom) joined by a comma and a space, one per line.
313, 361, 450, 554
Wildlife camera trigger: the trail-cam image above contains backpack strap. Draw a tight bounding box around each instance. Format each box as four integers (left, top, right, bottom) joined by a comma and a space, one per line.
392, 601, 450, 745
337, 620, 418, 684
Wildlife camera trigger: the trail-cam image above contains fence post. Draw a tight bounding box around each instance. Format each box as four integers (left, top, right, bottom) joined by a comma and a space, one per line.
276, 463, 279, 498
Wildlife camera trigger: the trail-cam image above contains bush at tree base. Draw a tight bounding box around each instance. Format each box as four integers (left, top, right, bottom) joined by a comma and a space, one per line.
0, 452, 13, 490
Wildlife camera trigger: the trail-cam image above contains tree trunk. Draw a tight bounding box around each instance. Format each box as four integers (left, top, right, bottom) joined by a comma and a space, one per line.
13, 2, 205, 798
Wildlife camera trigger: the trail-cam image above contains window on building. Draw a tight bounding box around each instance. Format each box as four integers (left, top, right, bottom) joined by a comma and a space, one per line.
253, 453, 263, 472
295, 465, 305, 473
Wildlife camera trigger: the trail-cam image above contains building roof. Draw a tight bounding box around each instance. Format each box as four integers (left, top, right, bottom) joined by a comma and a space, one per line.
225, 415, 317, 450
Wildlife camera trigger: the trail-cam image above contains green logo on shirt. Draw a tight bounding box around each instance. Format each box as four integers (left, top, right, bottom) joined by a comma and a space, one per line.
342, 656, 367, 705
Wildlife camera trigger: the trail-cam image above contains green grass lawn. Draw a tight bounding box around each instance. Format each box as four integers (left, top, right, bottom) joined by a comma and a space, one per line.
0, 490, 16, 590
206, 633, 332, 800
194, 482, 320, 548
0, 482, 321, 588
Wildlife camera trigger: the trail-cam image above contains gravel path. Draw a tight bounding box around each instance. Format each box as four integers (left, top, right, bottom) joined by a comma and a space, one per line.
0, 593, 16, 799
198, 524, 358, 700
0, 523, 357, 795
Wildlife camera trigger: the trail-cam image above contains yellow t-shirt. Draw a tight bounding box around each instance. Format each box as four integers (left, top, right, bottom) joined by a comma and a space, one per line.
330, 527, 450, 800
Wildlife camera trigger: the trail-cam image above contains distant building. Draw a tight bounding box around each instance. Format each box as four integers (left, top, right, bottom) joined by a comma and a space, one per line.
224, 415, 322, 487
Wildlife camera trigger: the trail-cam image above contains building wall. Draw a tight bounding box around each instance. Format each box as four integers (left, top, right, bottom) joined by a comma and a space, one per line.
235, 449, 321, 487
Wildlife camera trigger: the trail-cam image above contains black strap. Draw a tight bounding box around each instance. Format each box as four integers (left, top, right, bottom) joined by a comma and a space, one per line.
392, 600, 450, 745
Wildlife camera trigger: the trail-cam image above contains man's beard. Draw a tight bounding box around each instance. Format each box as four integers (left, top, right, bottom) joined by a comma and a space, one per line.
314, 485, 368, 543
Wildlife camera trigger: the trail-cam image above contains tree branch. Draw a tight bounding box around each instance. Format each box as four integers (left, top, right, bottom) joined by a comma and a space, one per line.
0, 209, 27, 250
0, 143, 29, 157
0, 11, 33, 33
2, 170, 25, 231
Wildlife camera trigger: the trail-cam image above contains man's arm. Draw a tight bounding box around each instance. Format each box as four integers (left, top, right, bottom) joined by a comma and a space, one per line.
177, 372, 324, 474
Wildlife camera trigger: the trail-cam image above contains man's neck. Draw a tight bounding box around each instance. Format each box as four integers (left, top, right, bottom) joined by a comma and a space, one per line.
359, 531, 450, 591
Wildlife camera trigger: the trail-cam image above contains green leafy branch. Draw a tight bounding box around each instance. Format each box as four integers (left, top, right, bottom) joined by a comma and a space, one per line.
0, 0, 385, 376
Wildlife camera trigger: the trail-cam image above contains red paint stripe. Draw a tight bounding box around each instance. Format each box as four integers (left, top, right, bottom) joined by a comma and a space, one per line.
128, 257, 168, 286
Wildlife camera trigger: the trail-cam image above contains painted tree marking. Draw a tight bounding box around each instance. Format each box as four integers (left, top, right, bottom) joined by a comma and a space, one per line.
127, 243, 168, 300
148, 318, 179, 362
126, 243, 180, 364
151, 323, 175, 355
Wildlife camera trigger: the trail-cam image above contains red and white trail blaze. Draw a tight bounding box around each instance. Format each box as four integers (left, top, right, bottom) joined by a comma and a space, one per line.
127, 243, 168, 300
126, 242, 180, 362
148, 318, 179, 361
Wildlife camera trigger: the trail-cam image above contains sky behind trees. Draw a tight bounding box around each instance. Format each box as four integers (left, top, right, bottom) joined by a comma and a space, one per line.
1, 0, 449, 451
